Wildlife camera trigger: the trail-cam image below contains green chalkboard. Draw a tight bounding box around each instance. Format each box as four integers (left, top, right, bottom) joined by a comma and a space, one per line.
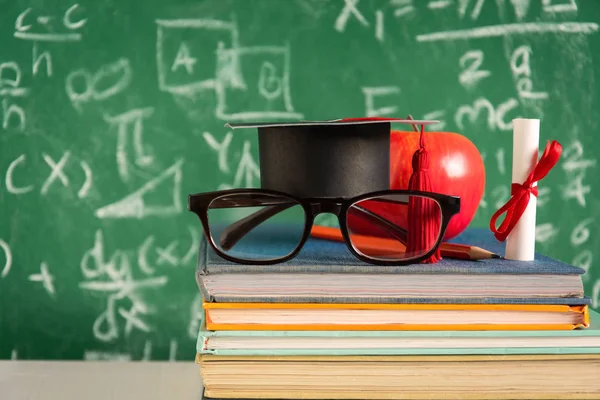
1, 0, 599, 361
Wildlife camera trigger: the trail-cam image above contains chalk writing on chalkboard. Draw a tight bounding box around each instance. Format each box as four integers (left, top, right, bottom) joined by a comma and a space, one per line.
41, 152, 71, 195
541, 0, 578, 13
104, 107, 154, 182
422, 111, 446, 130
457, 44, 548, 100
0, 240, 11, 279
218, 141, 260, 190
455, 97, 519, 131
536, 223, 560, 244
15, 4, 87, 42
94, 159, 183, 219
417, 22, 598, 42
0, 61, 28, 132
5, 155, 32, 194
78, 226, 198, 342
557, 136, 597, 305
156, 18, 304, 121
335, 0, 595, 44
571, 216, 595, 281
32, 42, 52, 78
14, 4, 86, 83
156, 18, 240, 94
203, 131, 233, 174
65, 58, 132, 111
215, 45, 304, 120
510, 46, 549, 101
561, 140, 596, 207
334, 0, 396, 42
459, 50, 491, 89
3, 152, 93, 198
28, 262, 55, 297
362, 86, 400, 117
80, 230, 169, 342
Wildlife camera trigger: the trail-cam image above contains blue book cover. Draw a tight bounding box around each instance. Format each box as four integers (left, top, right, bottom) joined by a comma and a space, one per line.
196, 228, 589, 305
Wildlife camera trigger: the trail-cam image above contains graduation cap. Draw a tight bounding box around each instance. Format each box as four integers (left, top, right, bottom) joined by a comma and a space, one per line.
225, 117, 439, 198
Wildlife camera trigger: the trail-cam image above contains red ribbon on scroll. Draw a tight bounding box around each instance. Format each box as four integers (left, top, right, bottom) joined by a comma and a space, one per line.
490, 140, 563, 242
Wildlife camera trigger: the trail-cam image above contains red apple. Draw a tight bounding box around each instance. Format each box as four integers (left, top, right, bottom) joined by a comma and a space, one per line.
347, 131, 485, 241
391, 130, 485, 240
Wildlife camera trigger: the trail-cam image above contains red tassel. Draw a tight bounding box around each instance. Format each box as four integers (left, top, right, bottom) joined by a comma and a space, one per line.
406, 125, 442, 263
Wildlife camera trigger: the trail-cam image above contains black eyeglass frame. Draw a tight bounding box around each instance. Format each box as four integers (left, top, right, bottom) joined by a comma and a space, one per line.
188, 188, 460, 266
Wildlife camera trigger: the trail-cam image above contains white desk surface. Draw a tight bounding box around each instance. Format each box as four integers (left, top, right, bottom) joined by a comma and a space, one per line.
0, 361, 204, 400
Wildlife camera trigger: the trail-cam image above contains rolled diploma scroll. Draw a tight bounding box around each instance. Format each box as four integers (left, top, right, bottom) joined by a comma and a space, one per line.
505, 118, 540, 261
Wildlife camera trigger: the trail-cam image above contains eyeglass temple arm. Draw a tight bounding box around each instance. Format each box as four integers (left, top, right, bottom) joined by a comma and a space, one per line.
218, 203, 292, 251
218, 201, 408, 251
349, 205, 408, 243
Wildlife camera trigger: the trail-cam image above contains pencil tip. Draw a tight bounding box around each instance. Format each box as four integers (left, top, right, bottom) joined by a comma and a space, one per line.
491, 254, 501, 259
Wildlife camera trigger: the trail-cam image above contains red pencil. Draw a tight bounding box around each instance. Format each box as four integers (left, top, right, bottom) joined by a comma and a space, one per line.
310, 225, 500, 261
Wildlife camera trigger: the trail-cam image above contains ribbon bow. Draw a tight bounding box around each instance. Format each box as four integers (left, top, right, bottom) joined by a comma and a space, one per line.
490, 140, 563, 242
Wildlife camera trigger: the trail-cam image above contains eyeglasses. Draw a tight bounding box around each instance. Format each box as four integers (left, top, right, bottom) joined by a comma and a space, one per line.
188, 189, 460, 266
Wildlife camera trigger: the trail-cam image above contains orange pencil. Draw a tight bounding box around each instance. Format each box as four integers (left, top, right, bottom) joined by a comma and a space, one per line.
310, 225, 500, 261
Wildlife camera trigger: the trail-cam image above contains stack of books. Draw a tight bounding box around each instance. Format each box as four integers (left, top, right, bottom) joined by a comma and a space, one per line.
194, 228, 600, 399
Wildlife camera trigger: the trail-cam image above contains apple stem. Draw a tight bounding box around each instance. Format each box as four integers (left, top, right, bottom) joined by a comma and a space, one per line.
406, 114, 420, 133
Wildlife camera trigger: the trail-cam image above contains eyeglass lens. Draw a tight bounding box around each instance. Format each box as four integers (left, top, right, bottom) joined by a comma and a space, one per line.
346, 194, 442, 261
207, 193, 306, 261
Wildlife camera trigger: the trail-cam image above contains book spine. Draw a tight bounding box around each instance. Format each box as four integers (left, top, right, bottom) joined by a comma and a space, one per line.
194, 236, 216, 301
196, 317, 219, 354
196, 272, 215, 302
197, 236, 208, 275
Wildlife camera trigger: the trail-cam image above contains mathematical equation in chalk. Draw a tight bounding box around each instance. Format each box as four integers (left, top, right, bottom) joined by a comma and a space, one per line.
362, 44, 548, 131
2, 152, 92, 198
0, 4, 85, 133
78, 227, 199, 342
334, 0, 588, 43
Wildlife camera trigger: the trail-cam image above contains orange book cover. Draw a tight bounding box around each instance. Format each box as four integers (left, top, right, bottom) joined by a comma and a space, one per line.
202, 301, 589, 331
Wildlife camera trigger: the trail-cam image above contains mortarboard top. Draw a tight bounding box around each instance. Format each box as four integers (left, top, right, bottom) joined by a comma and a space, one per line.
226, 117, 439, 198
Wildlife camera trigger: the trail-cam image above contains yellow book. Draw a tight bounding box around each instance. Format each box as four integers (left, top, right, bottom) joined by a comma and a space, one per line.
202, 301, 590, 331
197, 353, 600, 399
